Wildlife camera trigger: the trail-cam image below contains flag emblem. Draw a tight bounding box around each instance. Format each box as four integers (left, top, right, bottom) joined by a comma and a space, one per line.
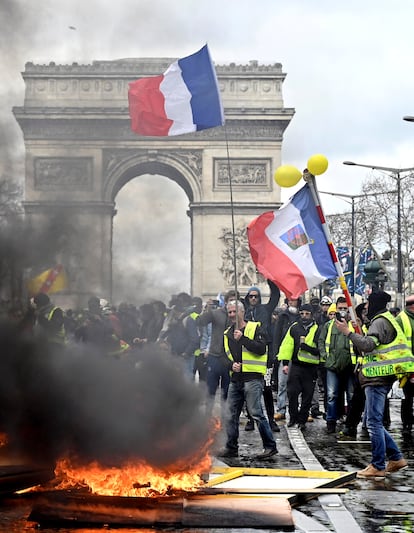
281, 224, 309, 250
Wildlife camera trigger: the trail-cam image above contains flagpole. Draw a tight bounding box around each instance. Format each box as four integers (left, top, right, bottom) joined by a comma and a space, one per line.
304, 170, 361, 334
224, 124, 239, 328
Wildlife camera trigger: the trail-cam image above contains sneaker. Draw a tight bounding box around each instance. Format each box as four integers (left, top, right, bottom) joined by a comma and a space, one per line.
337, 429, 357, 440
274, 413, 286, 421
307, 416, 314, 423
326, 422, 336, 434
311, 409, 324, 418
298, 423, 306, 431
385, 458, 408, 474
270, 420, 281, 433
287, 420, 297, 428
245, 420, 255, 431
356, 464, 385, 479
255, 448, 278, 460
216, 448, 238, 458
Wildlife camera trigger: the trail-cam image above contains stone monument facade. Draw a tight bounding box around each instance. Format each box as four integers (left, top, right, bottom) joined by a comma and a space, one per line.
13, 58, 294, 307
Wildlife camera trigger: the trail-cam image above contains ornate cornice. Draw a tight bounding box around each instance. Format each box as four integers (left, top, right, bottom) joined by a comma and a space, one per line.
23, 59, 285, 78
14, 117, 290, 141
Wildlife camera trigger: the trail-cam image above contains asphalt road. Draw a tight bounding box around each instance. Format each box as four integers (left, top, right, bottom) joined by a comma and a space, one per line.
217, 397, 414, 532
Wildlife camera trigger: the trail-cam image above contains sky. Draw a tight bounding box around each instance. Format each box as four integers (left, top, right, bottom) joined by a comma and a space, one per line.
2, 0, 414, 303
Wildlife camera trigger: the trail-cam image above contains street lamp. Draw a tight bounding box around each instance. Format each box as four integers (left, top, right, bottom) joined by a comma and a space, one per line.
319, 190, 396, 297
343, 161, 414, 305
319, 191, 366, 296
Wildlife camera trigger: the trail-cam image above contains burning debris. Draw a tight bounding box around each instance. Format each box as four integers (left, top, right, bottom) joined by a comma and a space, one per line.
0, 321, 219, 486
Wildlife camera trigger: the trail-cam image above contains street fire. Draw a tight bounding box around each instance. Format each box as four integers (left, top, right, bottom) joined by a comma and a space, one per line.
53, 454, 212, 496
0, 432, 8, 448
48, 414, 221, 497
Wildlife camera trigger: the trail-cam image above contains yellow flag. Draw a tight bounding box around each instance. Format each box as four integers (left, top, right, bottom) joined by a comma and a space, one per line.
26, 265, 68, 296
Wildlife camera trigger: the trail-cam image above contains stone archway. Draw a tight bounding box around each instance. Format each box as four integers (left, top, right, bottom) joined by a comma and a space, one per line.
13, 57, 294, 307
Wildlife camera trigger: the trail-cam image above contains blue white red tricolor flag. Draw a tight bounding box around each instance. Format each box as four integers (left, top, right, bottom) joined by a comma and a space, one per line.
247, 184, 337, 299
128, 44, 224, 136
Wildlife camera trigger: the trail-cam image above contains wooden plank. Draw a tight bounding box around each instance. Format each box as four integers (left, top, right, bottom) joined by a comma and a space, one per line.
28, 492, 294, 529
205, 468, 244, 487
183, 495, 293, 528
210, 466, 349, 479
200, 487, 348, 495
0, 465, 55, 496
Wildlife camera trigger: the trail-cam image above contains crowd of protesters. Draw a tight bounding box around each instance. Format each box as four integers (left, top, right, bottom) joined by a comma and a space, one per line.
1, 281, 414, 474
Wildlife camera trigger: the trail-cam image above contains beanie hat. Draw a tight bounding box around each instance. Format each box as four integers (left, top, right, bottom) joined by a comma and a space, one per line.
246, 286, 262, 304
327, 303, 336, 314
299, 303, 313, 313
367, 290, 391, 320
321, 296, 333, 305
33, 292, 50, 307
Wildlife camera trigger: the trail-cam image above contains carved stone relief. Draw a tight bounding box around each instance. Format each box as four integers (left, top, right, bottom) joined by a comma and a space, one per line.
214, 158, 270, 189
34, 157, 93, 191
219, 224, 264, 287
102, 148, 202, 180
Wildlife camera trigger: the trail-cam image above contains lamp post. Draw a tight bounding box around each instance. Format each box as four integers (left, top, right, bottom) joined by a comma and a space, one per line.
319, 190, 395, 296
319, 191, 366, 296
343, 161, 414, 305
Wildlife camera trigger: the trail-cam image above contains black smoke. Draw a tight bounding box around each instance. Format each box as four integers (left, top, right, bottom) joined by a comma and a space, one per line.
0, 323, 213, 469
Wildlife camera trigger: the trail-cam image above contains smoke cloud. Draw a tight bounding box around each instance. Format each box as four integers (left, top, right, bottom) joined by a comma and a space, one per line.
0, 322, 213, 469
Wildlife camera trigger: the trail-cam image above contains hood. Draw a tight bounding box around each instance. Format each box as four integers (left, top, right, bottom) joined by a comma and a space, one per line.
367, 290, 391, 320
246, 286, 262, 304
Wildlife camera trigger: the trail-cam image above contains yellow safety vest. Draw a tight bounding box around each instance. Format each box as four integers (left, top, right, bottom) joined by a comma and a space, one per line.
224, 321, 267, 375
47, 306, 67, 345
362, 311, 414, 378
278, 323, 319, 365
189, 311, 201, 356
399, 311, 412, 347
325, 320, 356, 364
107, 334, 131, 357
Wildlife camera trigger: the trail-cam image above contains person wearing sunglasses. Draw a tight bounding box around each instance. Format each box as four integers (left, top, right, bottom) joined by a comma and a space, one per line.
243, 281, 281, 433
318, 296, 356, 435
277, 304, 321, 431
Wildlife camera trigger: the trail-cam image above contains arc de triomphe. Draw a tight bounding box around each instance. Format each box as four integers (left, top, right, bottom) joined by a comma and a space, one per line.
13, 58, 294, 307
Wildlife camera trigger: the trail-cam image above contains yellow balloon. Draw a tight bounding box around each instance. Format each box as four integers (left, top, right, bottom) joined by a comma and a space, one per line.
307, 154, 329, 175
274, 165, 302, 188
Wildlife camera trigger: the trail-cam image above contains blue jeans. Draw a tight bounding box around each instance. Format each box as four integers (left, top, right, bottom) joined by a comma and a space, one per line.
276, 362, 288, 415
326, 368, 354, 423
206, 355, 230, 415
225, 379, 276, 452
365, 384, 402, 470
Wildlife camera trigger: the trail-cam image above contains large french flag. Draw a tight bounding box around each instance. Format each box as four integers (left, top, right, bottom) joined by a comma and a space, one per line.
248, 184, 337, 298
128, 45, 224, 137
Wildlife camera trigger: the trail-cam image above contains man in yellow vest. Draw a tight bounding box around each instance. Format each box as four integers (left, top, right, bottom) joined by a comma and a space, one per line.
396, 295, 414, 438
217, 300, 277, 460
32, 292, 66, 347
318, 297, 355, 434
278, 303, 321, 431
336, 290, 412, 479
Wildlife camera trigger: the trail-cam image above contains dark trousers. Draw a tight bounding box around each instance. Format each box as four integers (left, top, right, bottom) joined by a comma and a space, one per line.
401, 380, 414, 428
206, 355, 230, 415
287, 364, 317, 425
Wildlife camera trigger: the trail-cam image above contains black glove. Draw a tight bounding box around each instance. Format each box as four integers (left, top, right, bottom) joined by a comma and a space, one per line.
300, 342, 319, 355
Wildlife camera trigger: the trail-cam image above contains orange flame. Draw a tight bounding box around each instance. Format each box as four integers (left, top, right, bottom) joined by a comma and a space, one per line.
53, 417, 221, 497
0, 433, 8, 447
54, 455, 210, 497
